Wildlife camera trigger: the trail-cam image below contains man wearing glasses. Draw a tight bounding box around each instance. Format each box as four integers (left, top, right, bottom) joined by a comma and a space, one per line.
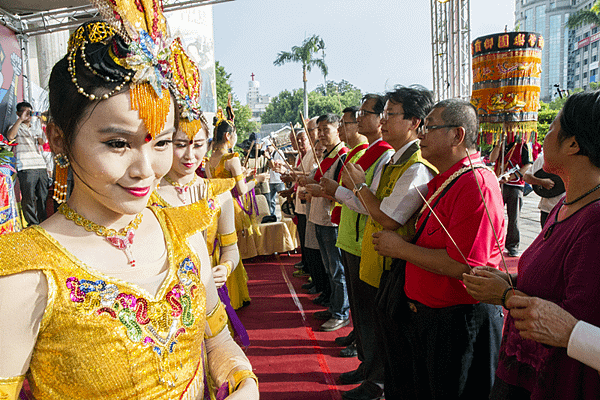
321, 94, 394, 400
372, 99, 505, 399
344, 86, 436, 399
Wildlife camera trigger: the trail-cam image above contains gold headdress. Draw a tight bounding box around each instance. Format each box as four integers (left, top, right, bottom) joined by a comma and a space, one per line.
66, 0, 204, 140
168, 38, 207, 140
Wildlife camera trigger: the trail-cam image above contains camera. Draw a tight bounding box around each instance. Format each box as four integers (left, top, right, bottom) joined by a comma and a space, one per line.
31, 111, 42, 117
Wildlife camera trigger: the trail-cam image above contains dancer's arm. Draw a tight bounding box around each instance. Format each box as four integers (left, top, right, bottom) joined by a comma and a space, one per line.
0, 271, 48, 399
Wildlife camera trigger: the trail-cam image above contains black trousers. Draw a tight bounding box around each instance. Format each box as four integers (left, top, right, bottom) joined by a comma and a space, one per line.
402, 301, 504, 400
503, 184, 523, 253
304, 246, 330, 297
296, 213, 308, 268
17, 168, 48, 226
341, 250, 384, 383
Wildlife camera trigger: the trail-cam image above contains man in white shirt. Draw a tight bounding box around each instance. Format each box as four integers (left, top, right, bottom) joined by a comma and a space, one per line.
6, 102, 49, 225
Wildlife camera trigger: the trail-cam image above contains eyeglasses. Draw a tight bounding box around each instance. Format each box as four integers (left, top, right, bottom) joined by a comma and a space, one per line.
419, 124, 461, 135
380, 111, 404, 120
356, 109, 379, 118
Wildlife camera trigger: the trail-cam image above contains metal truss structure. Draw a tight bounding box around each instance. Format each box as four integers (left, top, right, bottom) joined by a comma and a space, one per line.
0, 0, 233, 36
430, 0, 471, 101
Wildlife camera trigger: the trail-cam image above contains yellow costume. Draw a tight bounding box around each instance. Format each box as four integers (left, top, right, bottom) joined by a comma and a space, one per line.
0, 205, 235, 399
208, 153, 254, 309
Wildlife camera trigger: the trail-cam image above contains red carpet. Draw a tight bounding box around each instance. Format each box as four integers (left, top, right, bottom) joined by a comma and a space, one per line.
237, 253, 360, 400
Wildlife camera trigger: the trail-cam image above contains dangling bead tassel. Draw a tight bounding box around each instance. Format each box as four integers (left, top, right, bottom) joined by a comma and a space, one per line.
53, 153, 70, 204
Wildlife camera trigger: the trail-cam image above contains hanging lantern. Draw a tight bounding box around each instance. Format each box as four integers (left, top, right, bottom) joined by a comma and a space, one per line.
471, 31, 544, 145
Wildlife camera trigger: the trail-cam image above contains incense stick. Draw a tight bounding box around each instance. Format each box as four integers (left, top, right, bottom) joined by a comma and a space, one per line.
412, 184, 472, 268
464, 150, 515, 291
289, 123, 307, 176
243, 140, 255, 168
300, 112, 324, 176
269, 138, 295, 174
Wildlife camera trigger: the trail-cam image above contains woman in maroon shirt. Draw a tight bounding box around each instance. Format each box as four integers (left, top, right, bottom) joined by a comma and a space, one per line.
463, 90, 600, 399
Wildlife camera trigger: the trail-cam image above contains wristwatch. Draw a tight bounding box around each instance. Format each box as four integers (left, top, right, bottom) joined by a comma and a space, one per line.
353, 182, 368, 196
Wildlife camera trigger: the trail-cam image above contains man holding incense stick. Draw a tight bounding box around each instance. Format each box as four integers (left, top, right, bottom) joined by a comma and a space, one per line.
343, 86, 436, 398
321, 94, 393, 400
302, 113, 350, 332
372, 99, 505, 399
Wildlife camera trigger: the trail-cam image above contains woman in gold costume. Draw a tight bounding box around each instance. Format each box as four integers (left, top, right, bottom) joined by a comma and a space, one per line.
151, 115, 250, 347
205, 105, 266, 310
0, 4, 258, 400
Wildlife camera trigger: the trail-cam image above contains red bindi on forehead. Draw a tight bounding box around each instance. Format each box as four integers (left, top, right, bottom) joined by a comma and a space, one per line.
145, 134, 152, 143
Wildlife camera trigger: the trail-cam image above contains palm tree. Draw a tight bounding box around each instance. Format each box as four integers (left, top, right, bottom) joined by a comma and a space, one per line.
274, 35, 328, 119
567, 0, 600, 29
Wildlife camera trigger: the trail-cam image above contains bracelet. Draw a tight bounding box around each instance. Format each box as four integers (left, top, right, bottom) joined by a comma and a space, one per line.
501, 286, 513, 309
229, 370, 259, 393
234, 174, 244, 182
223, 260, 233, 277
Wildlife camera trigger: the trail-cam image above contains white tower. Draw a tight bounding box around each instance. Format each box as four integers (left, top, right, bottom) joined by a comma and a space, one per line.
430, 0, 472, 101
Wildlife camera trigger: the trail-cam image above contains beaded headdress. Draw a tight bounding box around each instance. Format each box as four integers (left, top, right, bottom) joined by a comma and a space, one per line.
214, 95, 235, 129
66, 0, 204, 140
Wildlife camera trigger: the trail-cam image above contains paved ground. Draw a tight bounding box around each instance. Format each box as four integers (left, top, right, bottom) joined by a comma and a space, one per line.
512, 190, 544, 253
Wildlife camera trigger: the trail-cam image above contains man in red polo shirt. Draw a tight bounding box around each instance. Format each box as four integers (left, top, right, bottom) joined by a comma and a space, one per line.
372, 99, 505, 399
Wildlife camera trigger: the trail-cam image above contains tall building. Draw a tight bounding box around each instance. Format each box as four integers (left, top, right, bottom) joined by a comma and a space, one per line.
246, 73, 271, 121
515, 0, 598, 101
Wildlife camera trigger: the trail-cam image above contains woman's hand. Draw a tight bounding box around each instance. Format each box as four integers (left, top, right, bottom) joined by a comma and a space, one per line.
212, 265, 228, 289
255, 173, 269, 183
462, 267, 511, 305
372, 230, 408, 258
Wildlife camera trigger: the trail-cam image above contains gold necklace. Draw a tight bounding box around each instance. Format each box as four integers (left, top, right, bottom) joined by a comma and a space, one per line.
58, 203, 143, 267
163, 174, 197, 204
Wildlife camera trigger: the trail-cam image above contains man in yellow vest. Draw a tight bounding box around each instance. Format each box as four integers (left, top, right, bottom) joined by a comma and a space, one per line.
321, 94, 394, 400
344, 86, 436, 399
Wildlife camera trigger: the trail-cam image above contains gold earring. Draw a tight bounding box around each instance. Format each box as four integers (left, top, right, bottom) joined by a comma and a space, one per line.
53, 153, 70, 204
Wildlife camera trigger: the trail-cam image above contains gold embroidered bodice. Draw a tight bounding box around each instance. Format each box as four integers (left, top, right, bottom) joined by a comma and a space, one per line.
149, 178, 235, 257
0, 206, 214, 399
209, 152, 238, 179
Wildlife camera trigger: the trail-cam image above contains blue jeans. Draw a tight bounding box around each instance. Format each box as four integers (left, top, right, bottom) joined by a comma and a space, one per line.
264, 182, 285, 216
315, 224, 349, 320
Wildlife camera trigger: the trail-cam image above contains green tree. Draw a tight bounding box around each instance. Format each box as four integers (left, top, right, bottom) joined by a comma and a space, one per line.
215, 61, 232, 110
274, 35, 328, 119
260, 81, 362, 124
567, 0, 600, 29
214, 61, 259, 143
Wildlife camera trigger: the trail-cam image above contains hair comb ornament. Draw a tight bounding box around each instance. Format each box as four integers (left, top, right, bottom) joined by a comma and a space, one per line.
168, 37, 206, 140
66, 0, 204, 140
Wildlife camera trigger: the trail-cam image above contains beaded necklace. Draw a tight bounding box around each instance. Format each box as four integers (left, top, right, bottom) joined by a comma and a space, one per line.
163, 174, 197, 204
58, 203, 143, 267
562, 183, 600, 206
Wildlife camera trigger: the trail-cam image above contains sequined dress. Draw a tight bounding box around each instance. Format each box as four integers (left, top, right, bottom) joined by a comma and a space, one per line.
149, 179, 250, 346
208, 153, 253, 309
0, 205, 214, 399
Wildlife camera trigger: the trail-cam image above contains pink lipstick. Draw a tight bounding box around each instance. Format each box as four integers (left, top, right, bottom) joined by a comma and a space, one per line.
124, 186, 150, 197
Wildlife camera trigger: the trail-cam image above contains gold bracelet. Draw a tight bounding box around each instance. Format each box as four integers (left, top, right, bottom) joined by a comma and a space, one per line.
219, 231, 237, 247
0, 376, 25, 400
234, 174, 244, 182
205, 301, 228, 338
229, 370, 258, 393
223, 260, 233, 277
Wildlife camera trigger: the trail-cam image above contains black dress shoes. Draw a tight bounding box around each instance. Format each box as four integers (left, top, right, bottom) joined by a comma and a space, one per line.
339, 367, 364, 385
312, 293, 329, 305
342, 381, 384, 400
313, 310, 332, 320
335, 329, 355, 346
339, 342, 357, 358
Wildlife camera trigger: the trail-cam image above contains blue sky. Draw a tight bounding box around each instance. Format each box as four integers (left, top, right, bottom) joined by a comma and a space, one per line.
213, 0, 515, 105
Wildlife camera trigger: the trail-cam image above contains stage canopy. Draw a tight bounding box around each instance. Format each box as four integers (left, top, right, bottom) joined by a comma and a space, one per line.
0, 0, 233, 35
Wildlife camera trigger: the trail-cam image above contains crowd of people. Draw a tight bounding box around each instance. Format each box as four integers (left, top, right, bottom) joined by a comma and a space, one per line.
1, 6, 600, 400
270, 87, 600, 400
